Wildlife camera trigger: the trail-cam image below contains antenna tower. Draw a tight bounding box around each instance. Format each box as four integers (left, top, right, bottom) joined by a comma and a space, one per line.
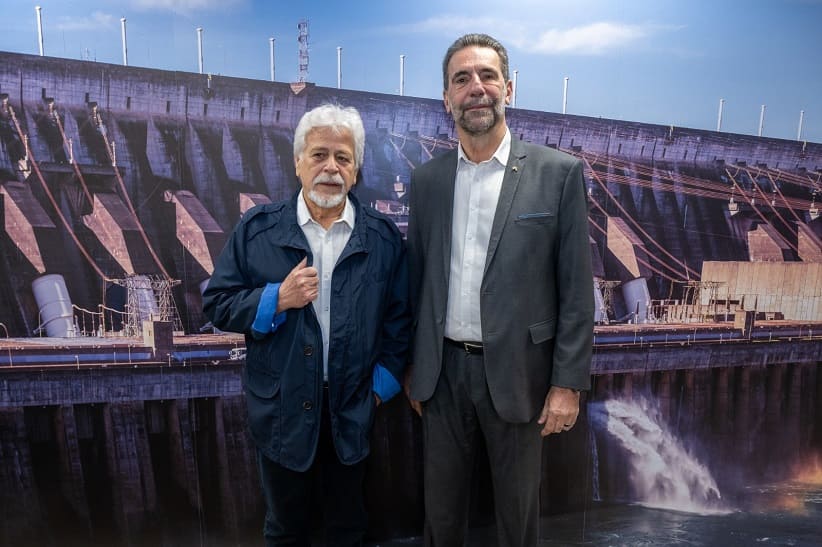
297, 19, 309, 82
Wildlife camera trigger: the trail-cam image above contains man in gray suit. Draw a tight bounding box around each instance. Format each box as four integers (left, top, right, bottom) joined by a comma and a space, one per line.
405, 34, 594, 546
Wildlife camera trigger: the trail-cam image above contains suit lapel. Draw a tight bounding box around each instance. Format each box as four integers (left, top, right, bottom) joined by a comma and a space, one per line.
439, 152, 458, 287
484, 139, 526, 276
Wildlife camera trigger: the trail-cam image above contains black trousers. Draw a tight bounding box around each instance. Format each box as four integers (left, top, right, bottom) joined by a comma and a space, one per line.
422, 343, 543, 547
257, 387, 367, 547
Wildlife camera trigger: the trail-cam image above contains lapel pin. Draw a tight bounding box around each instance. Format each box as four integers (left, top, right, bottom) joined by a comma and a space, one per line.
512, 166, 518, 172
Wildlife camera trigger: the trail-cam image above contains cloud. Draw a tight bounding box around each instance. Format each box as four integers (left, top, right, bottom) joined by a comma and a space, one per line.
55, 11, 117, 32
392, 15, 523, 39
130, 0, 246, 14
392, 16, 666, 56
519, 22, 651, 55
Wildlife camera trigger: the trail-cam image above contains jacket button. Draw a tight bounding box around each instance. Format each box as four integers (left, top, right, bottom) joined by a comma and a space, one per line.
302, 401, 313, 410
303, 345, 313, 356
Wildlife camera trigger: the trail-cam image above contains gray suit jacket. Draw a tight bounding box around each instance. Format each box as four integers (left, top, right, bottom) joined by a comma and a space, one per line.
407, 137, 594, 423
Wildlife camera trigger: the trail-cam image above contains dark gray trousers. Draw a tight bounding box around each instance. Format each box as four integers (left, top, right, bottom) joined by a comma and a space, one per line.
422, 342, 543, 547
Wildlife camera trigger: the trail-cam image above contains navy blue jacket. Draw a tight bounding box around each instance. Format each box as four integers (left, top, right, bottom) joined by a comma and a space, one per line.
203, 191, 410, 471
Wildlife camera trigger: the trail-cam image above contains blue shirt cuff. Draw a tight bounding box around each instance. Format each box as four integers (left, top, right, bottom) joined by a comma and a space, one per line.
251, 283, 287, 335
372, 363, 401, 402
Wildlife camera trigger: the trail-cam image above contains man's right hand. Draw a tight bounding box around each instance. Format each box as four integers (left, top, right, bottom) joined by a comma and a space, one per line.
276, 257, 319, 313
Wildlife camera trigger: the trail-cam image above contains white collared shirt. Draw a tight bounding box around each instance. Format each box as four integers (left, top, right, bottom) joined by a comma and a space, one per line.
296, 190, 356, 380
444, 129, 511, 342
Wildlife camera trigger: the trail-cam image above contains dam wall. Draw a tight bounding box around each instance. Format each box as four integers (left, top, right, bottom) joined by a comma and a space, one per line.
1, 51, 821, 337
1, 339, 819, 544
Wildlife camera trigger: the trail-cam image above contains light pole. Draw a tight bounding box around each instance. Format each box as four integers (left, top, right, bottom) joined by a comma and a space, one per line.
399, 55, 405, 96
35, 6, 44, 56
512, 70, 518, 108
120, 18, 128, 66
337, 46, 342, 89
758, 104, 766, 137
197, 27, 204, 74
717, 98, 725, 132
269, 37, 275, 81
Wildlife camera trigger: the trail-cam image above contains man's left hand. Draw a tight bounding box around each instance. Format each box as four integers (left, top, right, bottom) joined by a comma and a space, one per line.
538, 386, 580, 437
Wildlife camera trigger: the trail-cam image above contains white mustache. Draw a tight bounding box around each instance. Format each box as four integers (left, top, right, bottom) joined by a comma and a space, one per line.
312, 174, 345, 187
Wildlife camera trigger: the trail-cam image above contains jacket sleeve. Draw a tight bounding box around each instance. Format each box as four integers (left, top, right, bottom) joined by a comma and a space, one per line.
550, 159, 595, 390
405, 170, 423, 364
374, 235, 412, 395
251, 283, 288, 336
203, 220, 269, 337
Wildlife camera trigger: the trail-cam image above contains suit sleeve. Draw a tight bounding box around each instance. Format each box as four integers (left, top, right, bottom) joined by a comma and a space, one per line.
405, 169, 424, 363
551, 159, 594, 390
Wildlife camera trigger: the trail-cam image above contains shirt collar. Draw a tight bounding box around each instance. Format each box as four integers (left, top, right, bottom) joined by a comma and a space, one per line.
457, 127, 511, 167
296, 189, 356, 229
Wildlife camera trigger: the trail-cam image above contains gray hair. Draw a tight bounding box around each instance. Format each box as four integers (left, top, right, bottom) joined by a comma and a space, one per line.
442, 33, 510, 90
293, 103, 366, 168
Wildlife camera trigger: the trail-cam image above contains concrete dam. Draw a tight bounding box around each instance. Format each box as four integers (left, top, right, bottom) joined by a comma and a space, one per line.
0, 51, 820, 544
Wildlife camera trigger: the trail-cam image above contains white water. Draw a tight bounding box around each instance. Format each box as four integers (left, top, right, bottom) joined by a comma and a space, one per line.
589, 398, 730, 515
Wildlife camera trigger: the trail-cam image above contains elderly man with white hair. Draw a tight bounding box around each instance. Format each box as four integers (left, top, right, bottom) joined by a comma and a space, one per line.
204, 103, 410, 547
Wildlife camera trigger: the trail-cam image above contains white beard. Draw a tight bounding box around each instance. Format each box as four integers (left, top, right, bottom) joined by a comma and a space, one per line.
308, 189, 346, 209
307, 174, 346, 209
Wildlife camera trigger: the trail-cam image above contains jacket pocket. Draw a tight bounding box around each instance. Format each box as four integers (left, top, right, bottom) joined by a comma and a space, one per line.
244, 363, 281, 398
244, 365, 282, 450
515, 212, 554, 225
529, 318, 557, 344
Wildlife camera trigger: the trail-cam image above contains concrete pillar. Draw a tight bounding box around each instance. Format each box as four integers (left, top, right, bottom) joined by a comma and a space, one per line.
764, 365, 788, 468
167, 399, 202, 510
785, 363, 803, 453
593, 373, 613, 401
670, 371, 686, 430
654, 370, 673, 422
679, 369, 696, 435
816, 363, 822, 448
0, 408, 42, 544
221, 396, 261, 521
54, 405, 91, 533
713, 368, 731, 434
102, 401, 158, 535
805, 363, 818, 448
735, 367, 751, 451
692, 369, 712, 429
619, 372, 633, 400
634, 371, 649, 399
366, 397, 425, 538
765, 365, 785, 430
713, 367, 732, 464
212, 397, 239, 536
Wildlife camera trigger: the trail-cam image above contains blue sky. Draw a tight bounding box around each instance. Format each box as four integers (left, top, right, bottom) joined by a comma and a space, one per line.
2, 0, 821, 143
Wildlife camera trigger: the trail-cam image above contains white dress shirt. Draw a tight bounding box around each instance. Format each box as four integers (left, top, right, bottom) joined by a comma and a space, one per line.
296, 190, 355, 380
444, 129, 511, 342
